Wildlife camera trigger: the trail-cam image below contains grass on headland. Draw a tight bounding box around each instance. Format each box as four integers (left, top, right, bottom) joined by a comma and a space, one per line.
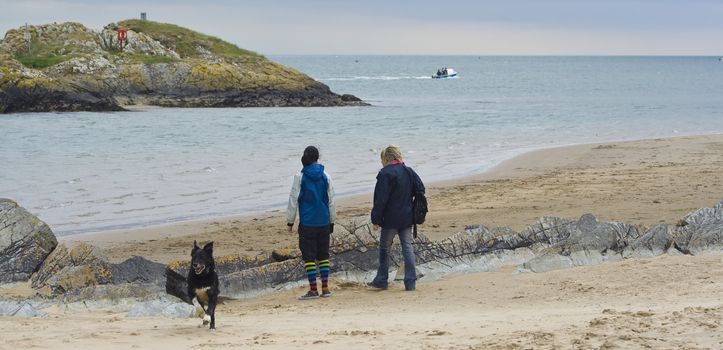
10, 25, 93, 68
118, 53, 179, 64
117, 19, 264, 61
15, 53, 69, 68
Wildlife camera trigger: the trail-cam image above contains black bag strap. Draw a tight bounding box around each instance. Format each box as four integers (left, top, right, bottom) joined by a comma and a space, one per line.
404, 165, 418, 238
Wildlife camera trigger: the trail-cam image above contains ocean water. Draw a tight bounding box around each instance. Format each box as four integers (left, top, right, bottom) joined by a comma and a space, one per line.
2, 56, 723, 235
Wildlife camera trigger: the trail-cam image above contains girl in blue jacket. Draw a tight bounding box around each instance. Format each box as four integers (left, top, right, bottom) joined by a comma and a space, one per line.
286, 146, 336, 299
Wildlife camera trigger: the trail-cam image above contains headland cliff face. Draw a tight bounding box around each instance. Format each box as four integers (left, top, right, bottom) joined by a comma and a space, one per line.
0, 20, 365, 113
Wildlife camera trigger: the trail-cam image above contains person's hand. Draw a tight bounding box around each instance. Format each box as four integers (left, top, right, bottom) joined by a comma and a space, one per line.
287, 225, 293, 233
373, 224, 380, 231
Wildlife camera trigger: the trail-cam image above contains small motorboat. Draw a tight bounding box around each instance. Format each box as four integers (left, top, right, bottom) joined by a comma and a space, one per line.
432, 67, 457, 78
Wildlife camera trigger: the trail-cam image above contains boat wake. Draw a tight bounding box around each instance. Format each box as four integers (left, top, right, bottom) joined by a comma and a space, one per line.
318, 75, 431, 81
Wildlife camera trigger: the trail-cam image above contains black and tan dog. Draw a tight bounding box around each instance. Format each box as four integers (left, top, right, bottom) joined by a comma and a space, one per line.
188, 241, 219, 330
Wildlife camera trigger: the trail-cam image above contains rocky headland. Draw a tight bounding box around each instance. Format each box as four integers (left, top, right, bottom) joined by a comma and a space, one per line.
0, 20, 366, 113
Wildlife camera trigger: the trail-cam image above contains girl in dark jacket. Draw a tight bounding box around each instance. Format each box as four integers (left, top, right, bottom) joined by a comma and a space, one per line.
369, 145, 424, 291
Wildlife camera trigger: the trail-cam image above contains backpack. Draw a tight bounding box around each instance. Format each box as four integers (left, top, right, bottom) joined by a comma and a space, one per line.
404, 166, 427, 237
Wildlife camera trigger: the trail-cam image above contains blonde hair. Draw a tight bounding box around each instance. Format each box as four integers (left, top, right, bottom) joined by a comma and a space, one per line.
380, 145, 403, 165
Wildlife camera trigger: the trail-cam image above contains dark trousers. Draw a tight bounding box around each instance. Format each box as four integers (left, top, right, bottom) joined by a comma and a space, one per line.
298, 224, 331, 262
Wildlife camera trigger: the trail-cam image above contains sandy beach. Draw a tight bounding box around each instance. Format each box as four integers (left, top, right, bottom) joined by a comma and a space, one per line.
1, 251, 721, 349
3, 133, 722, 349
3, 3, 723, 349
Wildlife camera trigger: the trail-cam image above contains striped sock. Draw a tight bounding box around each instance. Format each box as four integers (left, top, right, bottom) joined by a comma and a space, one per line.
319, 259, 330, 291
304, 261, 317, 292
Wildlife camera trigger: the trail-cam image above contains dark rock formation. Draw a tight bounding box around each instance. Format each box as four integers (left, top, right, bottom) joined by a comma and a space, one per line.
110, 256, 166, 285
341, 94, 362, 102
673, 200, 723, 254
523, 214, 641, 272
623, 224, 673, 258
5, 197, 721, 306
165, 200, 723, 300
31, 243, 166, 297
30, 243, 113, 295
0, 87, 125, 113
0, 198, 57, 283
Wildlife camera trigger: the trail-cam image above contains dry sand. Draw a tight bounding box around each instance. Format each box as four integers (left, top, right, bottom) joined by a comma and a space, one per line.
1, 252, 721, 349
3, 134, 723, 349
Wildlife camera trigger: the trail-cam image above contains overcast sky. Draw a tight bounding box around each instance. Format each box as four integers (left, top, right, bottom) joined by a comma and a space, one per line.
1, 0, 722, 55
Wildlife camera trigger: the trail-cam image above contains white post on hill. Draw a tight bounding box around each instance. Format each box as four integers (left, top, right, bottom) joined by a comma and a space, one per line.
24, 22, 31, 54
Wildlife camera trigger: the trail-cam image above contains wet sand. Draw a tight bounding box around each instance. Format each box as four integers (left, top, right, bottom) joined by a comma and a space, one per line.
65, 134, 723, 264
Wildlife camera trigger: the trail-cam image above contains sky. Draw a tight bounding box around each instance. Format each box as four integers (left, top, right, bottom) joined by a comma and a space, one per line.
1, 0, 722, 55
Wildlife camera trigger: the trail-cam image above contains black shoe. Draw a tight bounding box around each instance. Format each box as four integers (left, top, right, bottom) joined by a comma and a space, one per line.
367, 281, 388, 290
298, 290, 319, 300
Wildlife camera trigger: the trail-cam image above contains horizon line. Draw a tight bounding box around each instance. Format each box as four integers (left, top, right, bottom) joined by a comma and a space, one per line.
266, 53, 723, 57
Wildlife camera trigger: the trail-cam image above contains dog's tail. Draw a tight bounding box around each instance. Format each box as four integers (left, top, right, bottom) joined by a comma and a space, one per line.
165, 267, 192, 304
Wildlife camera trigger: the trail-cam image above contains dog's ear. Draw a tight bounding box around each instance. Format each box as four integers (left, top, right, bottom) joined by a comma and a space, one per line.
203, 241, 214, 254
192, 240, 200, 255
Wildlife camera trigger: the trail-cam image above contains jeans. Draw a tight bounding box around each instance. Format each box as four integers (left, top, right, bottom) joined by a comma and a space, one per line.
371, 226, 416, 290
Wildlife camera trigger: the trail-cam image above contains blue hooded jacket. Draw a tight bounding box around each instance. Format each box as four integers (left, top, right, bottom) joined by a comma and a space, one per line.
287, 163, 336, 228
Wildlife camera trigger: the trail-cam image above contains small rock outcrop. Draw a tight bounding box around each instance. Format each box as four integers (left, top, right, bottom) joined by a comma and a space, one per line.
523, 214, 640, 272
30, 243, 113, 295
110, 256, 166, 285
674, 200, 723, 254
0, 299, 48, 317
127, 296, 195, 318
623, 224, 673, 258
0, 20, 366, 113
30, 243, 166, 297
165, 200, 723, 300
0, 198, 57, 283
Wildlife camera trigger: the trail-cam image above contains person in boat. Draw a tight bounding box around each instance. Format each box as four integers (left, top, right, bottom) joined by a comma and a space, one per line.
437, 69, 441, 76
442, 68, 447, 75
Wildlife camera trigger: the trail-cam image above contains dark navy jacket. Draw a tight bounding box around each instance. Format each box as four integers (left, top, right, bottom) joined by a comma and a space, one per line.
371, 163, 424, 229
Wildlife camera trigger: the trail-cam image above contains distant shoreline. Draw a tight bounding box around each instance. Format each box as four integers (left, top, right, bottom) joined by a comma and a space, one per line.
62, 132, 723, 263
58, 131, 722, 238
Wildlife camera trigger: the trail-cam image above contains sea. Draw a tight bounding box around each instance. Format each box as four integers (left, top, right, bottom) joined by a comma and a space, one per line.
2, 56, 723, 236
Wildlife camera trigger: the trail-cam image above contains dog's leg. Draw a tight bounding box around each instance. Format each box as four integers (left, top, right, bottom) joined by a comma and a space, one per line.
206, 294, 218, 330
192, 297, 206, 319
196, 296, 211, 326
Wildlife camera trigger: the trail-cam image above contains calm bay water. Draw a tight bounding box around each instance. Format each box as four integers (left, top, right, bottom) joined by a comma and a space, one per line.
2, 56, 723, 235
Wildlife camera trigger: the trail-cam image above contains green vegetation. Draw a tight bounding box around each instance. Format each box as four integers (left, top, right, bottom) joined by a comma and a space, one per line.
9, 23, 96, 68
15, 53, 69, 68
120, 53, 179, 64
138, 55, 178, 64
117, 19, 264, 61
